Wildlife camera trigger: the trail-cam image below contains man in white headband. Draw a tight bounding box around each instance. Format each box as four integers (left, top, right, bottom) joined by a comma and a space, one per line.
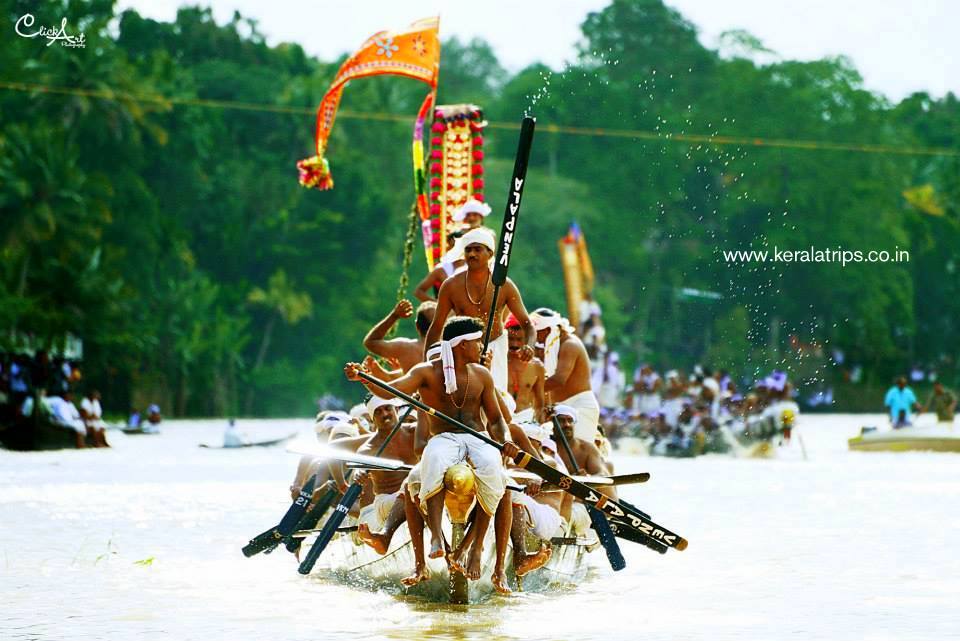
530, 308, 601, 443
355, 395, 417, 557
346, 315, 520, 594
549, 405, 615, 538
424, 227, 536, 400
452, 198, 492, 228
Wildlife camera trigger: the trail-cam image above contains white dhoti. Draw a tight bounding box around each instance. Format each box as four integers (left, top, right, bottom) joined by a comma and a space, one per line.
569, 502, 592, 537
512, 407, 536, 424
559, 390, 601, 441
513, 492, 564, 540
418, 432, 506, 516
638, 393, 661, 414
357, 490, 401, 533
488, 332, 509, 394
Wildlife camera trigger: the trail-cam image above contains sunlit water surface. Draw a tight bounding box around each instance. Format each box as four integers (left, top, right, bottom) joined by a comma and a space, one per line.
2, 414, 958, 641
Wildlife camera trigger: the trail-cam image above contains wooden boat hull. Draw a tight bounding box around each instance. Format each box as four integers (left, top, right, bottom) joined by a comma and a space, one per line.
849, 426, 960, 453
301, 462, 591, 602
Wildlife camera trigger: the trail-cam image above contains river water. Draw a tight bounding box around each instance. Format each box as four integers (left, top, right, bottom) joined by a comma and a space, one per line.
2, 414, 958, 641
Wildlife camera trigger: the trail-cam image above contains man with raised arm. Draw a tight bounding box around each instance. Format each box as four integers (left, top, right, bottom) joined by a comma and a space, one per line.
423, 228, 535, 394
345, 316, 519, 593
531, 308, 601, 442
363, 299, 436, 374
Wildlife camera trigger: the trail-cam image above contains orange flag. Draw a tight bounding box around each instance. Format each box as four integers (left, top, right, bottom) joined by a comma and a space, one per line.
298, 17, 440, 190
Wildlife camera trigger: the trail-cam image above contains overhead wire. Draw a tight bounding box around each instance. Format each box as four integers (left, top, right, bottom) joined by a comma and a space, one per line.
1, 79, 957, 157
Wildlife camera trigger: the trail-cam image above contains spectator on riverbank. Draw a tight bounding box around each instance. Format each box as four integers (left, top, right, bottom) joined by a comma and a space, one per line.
79, 389, 109, 447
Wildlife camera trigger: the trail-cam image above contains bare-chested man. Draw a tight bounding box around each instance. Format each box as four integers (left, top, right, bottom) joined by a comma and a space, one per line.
354, 396, 418, 554
424, 228, 535, 395
413, 230, 466, 302
506, 313, 545, 424
363, 299, 436, 374
531, 308, 601, 442
346, 316, 519, 594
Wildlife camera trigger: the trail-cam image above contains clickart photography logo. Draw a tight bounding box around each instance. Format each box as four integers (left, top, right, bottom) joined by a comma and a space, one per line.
15, 13, 86, 48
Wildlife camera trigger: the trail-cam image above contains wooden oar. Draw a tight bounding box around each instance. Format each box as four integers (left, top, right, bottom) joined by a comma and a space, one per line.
242, 475, 317, 557
284, 480, 340, 554
356, 371, 688, 551
551, 416, 625, 571
481, 117, 536, 356
298, 405, 414, 574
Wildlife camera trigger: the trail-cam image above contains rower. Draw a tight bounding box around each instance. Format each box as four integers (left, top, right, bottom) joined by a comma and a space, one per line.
531, 308, 601, 443
363, 299, 436, 374
506, 313, 545, 424
354, 396, 417, 555
346, 316, 520, 594
510, 421, 564, 577
423, 227, 536, 396
413, 230, 466, 302
290, 412, 367, 503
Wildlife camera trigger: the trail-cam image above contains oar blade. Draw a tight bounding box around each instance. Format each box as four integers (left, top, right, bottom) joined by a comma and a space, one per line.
297, 483, 363, 574
588, 507, 626, 571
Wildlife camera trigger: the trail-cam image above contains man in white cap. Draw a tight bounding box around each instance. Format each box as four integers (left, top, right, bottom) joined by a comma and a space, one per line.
345, 316, 520, 593
530, 308, 600, 442
453, 198, 493, 231
424, 227, 536, 396
355, 396, 417, 555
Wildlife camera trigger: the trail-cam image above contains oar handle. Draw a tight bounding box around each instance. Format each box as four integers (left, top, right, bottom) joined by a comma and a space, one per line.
357, 371, 502, 451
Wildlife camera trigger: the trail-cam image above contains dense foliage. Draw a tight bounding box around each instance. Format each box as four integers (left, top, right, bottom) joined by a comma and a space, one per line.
3, 0, 958, 416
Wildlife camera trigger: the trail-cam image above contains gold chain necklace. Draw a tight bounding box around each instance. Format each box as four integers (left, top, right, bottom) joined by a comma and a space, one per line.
450, 366, 471, 410
464, 274, 489, 308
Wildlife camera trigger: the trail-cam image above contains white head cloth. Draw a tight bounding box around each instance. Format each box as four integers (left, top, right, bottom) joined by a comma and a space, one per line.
366, 395, 401, 416
553, 404, 579, 423
530, 310, 574, 377
518, 420, 548, 442
315, 411, 350, 438
460, 227, 496, 253
453, 199, 492, 222
441, 235, 465, 266
440, 331, 483, 394
426, 342, 442, 362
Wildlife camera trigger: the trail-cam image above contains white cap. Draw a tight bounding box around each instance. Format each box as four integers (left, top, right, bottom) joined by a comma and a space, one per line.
453, 199, 492, 222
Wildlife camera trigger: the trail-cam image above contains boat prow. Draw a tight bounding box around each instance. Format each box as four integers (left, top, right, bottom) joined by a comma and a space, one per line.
848, 425, 960, 453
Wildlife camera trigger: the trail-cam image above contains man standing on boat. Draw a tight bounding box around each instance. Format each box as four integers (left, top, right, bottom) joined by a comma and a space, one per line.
531, 308, 601, 442
346, 316, 519, 593
922, 381, 956, 424
884, 376, 919, 428
423, 228, 536, 395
